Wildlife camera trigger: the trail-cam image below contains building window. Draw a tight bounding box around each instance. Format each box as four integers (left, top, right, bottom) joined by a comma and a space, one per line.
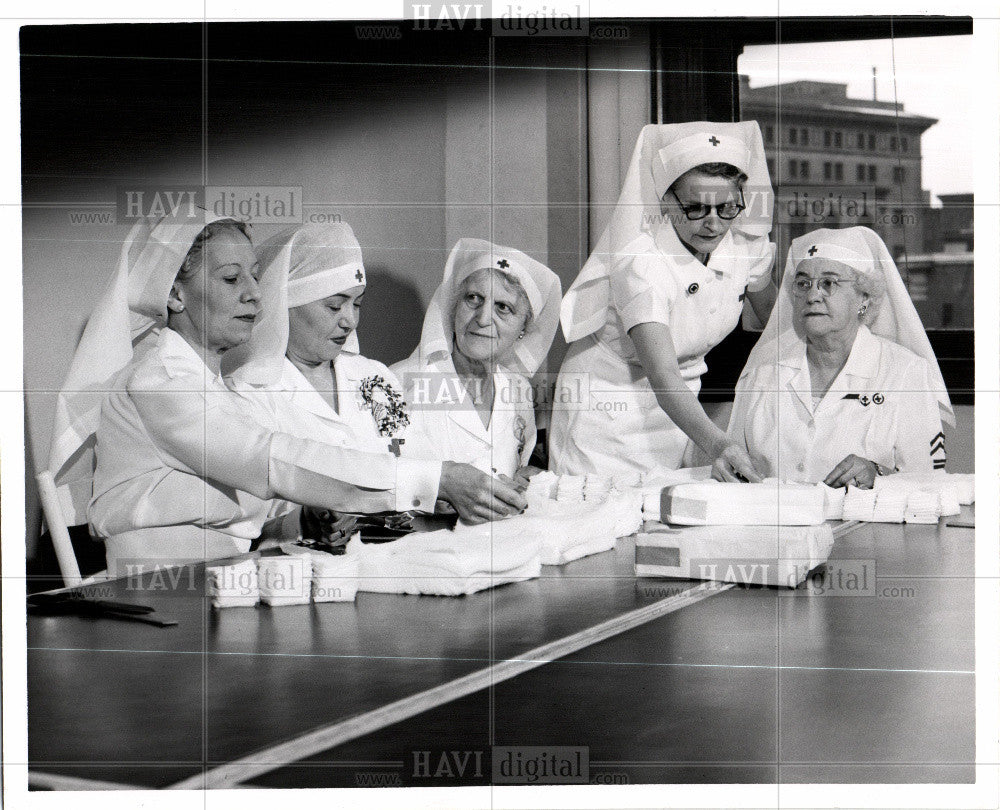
857, 132, 865, 149
856, 164, 866, 181
867, 164, 877, 182
766, 157, 775, 176
901, 136, 909, 152
824, 130, 831, 147
893, 166, 906, 183
789, 127, 797, 145
834, 131, 843, 148
868, 133, 876, 150
765, 125, 774, 143
823, 161, 832, 180
801, 128, 809, 145
890, 135, 898, 151
788, 159, 798, 178
834, 162, 844, 181
800, 161, 810, 179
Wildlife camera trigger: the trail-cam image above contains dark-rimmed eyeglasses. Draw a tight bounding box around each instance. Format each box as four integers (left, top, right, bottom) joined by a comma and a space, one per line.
669, 187, 746, 220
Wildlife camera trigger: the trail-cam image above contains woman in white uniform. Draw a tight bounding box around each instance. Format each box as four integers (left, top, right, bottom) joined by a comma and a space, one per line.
57, 214, 521, 572
551, 122, 777, 484
728, 226, 953, 487
226, 223, 528, 526
391, 238, 562, 480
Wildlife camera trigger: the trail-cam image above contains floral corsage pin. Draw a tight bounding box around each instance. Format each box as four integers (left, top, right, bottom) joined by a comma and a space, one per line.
359, 374, 411, 437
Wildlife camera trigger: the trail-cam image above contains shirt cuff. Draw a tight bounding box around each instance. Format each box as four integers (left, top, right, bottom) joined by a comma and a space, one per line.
394, 457, 442, 512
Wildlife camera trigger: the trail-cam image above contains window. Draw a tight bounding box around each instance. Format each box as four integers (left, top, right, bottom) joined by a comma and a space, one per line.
789, 127, 797, 144
766, 157, 775, 176
765, 125, 774, 143
788, 158, 798, 178
834, 162, 844, 181
801, 128, 809, 145
800, 161, 810, 179
738, 28, 974, 356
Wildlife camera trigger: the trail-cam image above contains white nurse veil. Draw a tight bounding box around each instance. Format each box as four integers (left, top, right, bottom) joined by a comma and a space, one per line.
225, 222, 368, 388
47, 210, 234, 524
560, 121, 774, 343
413, 238, 562, 376
739, 226, 954, 427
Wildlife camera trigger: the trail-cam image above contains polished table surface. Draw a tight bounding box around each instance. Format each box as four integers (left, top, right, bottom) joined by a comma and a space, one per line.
28, 509, 975, 789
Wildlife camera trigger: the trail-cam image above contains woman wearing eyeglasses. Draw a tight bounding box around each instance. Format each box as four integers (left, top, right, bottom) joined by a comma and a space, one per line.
727, 227, 953, 487
550, 122, 777, 483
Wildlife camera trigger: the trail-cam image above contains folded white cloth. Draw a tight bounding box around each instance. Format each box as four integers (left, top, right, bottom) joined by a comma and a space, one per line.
817, 484, 846, 521
257, 555, 313, 606
509, 497, 623, 565
904, 489, 940, 524
525, 470, 559, 504
871, 487, 907, 523
657, 481, 826, 526
938, 483, 961, 517
356, 523, 540, 596
842, 486, 878, 522
206, 558, 260, 608
281, 544, 360, 603
636, 522, 835, 588
873, 471, 975, 507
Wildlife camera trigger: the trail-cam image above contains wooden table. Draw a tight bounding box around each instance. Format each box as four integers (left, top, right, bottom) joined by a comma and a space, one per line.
27, 510, 974, 790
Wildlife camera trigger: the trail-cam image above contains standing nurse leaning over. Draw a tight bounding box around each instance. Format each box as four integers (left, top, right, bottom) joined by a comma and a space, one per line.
551, 122, 777, 484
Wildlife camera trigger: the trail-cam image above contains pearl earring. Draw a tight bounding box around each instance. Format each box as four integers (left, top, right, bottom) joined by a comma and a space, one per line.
858, 304, 867, 317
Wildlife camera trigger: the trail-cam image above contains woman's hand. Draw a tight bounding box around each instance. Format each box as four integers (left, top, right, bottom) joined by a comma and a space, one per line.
711, 443, 763, 483
300, 507, 359, 546
823, 455, 879, 489
513, 465, 544, 489
438, 461, 528, 525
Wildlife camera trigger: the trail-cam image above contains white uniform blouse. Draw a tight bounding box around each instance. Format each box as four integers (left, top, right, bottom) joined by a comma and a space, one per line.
391, 352, 536, 479
728, 325, 947, 482
89, 329, 440, 569
549, 225, 774, 480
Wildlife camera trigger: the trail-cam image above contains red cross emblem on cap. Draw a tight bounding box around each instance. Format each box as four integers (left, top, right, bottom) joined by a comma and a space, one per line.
497, 259, 510, 269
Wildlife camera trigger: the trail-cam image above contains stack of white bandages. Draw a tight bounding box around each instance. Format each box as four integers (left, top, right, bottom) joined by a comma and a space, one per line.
206, 548, 361, 608
637, 477, 833, 588
636, 522, 835, 589
821, 472, 974, 523
655, 480, 827, 526
206, 558, 260, 608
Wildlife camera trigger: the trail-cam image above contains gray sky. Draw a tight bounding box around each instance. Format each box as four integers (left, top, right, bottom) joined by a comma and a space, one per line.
741, 35, 972, 203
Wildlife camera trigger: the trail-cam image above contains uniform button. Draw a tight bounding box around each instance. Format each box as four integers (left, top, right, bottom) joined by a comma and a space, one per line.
796, 463, 805, 472
412, 498, 421, 508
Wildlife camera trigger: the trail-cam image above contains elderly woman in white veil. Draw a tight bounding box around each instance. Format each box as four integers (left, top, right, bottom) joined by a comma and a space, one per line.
227, 223, 528, 525
53, 213, 469, 571
391, 239, 562, 482
551, 122, 777, 485
728, 226, 953, 487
